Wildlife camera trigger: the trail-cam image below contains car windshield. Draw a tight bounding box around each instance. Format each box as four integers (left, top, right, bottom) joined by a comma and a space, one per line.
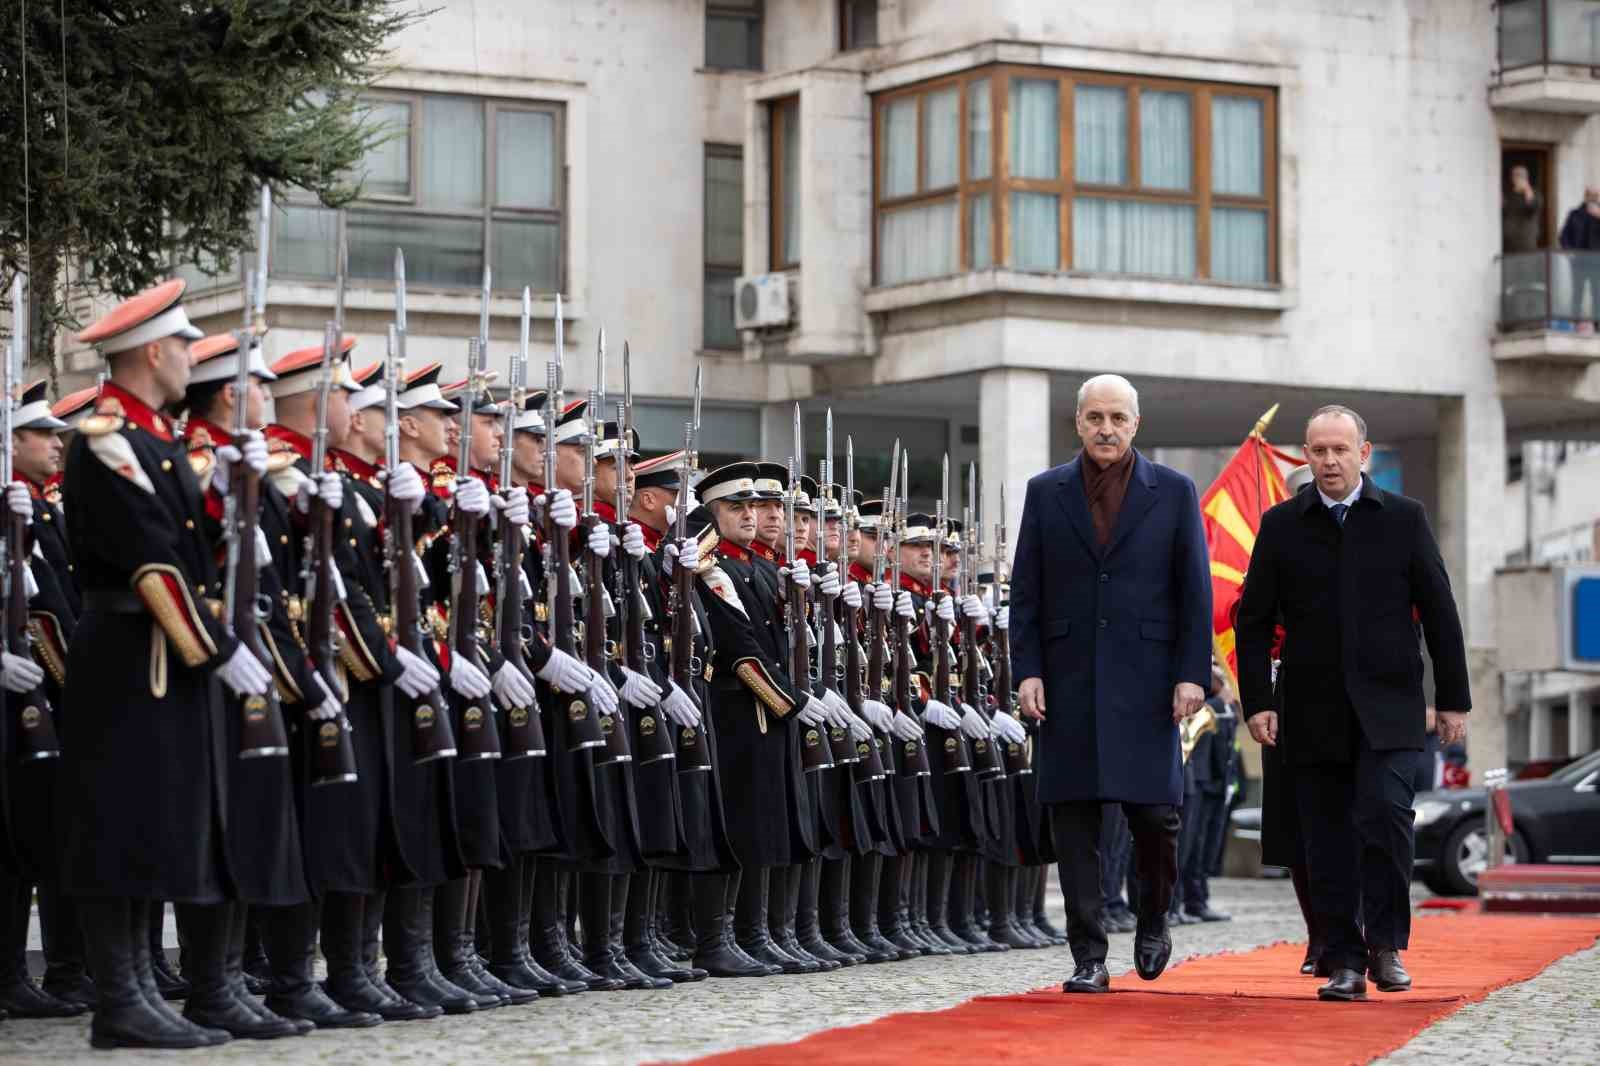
1542, 748, 1600, 785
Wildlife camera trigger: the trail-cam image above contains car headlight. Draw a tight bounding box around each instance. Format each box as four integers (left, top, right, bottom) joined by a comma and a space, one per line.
1413, 799, 1452, 827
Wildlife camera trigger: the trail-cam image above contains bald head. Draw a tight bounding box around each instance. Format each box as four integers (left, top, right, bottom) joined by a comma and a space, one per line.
1074, 374, 1141, 468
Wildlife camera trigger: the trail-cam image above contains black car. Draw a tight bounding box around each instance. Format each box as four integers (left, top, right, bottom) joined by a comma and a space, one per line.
1413, 748, 1600, 896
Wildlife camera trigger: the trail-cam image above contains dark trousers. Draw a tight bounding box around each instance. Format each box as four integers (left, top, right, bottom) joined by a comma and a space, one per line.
1051, 801, 1179, 966
1174, 794, 1204, 909
1181, 789, 1229, 905
1098, 806, 1133, 914
1294, 734, 1416, 973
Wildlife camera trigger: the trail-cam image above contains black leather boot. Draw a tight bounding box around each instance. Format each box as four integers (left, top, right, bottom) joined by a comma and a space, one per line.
259, 900, 380, 1029
603, 874, 671, 990
1009, 865, 1049, 946
950, 856, 1006, 952
241, 910, 271, 994
434, 877, 506, 1008
128, 898, 214, 1040
690, 874, 774, 977
0, 874, 85, 1017
385, 886, 477, 1015
177, 902, 301, 1040
737, 866, 811, 973
657, 872, 694, 962
224, 899, 312, 1036
768, 865, 824, 973
81, 897, 225, 1050
507, 859, 585, 996
1029, 867, 1067, 945
797, 859, 854, 967
627, 870, 704, 983
984, 865, 1035, 949
848, 853, 899, 963
322, 891, 424, 1021
486, 859, 556, 995
36, 882, 96, 1009
926, 850, 975, 954
530, 865, 620, 991
908, 851, 950, 955
458, 871, 535, 1005
879, 855, 926, 958
146, 901, 190, 1000
818, 856, 869, 964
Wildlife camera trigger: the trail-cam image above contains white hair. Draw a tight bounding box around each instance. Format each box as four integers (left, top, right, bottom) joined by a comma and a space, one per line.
1076, 374, 1140, 417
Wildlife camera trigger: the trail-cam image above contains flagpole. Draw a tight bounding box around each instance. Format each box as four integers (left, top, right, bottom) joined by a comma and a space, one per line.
1251, 403, 1280, 519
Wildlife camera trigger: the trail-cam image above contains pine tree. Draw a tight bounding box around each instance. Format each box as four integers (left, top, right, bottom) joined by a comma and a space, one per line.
0, 1, 423, 367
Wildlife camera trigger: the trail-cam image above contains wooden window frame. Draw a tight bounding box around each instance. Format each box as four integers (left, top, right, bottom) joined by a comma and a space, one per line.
839, 0, 878, 52
706, 0, 764, 72
704, 143, 744, 350
871, 64, 1278, 286
770, 97, 800, 271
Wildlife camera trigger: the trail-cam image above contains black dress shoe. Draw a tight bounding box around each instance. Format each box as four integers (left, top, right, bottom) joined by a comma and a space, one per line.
1367, 949, 1412, 992
1133, 919, 1172, 981
1317, 968, 1368, 1001
150, 951, 189, 1001
0, 975, 90, 1017
42, 973, 97, 1010
185, 992, 304, 1041
693, 940, 780, 978
1062, 961, 1110, 993
1299, 953, 1319, 976
1185, 905, 1232, 923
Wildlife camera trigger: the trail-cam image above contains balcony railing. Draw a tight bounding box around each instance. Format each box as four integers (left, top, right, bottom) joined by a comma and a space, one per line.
1499, 250, 1600, 332
1499, 0, 1600, 72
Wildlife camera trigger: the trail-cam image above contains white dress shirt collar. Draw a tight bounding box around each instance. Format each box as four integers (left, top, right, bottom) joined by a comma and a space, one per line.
1317, 478, 1362, 512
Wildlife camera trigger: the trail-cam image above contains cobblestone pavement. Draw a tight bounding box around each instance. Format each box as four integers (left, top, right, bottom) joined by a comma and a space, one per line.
3, 878, 1595, 1065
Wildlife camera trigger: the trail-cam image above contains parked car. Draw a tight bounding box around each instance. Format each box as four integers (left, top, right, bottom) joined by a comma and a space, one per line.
1413, 748, 1600, 896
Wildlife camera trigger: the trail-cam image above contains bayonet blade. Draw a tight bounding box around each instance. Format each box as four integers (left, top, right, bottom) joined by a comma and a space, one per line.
692, 366, 703, 434
393, 248, 407, 333
254, 184, 272, 324
824, 409, 833, 496
332, 224, 348, 330
596, 326, 607, 422
479, 264, 492, 352
792, 404, 802, 482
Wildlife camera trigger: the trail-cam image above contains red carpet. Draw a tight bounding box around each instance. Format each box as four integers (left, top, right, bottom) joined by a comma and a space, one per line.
680, 914, 1600, 1066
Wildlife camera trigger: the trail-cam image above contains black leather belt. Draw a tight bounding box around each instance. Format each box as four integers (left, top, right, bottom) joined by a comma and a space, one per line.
82, 588, 146, 614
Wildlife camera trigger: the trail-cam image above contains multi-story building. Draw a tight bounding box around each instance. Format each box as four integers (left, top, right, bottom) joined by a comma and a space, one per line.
56, 0, 1600, 776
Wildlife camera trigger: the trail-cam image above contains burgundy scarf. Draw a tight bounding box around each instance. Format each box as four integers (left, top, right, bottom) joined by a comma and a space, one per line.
1081, 448, 1136, 548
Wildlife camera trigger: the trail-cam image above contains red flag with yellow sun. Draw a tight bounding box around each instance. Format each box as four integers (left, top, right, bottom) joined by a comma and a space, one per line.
1201, 405, 1299, 691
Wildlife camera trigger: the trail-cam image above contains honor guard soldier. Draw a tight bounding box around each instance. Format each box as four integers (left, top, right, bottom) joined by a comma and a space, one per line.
0, 384, 88, 1019
62, 279, 281, 1049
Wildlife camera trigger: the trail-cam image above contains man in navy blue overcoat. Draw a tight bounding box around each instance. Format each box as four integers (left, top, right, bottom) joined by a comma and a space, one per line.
1010, 374, 1211, 993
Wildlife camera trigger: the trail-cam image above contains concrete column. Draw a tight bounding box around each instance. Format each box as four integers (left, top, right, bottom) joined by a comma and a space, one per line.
981, 368, 1051, 569
1436, 391, 1508, 779
1529, 697, 1554, 760
1571, 688, 1595, 757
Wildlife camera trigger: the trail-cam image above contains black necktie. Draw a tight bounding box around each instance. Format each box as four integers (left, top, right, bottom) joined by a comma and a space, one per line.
1329, 503, 1348, 527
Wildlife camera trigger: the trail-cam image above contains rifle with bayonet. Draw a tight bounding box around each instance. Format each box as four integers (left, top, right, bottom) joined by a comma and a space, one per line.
840, 436, 885, 784
932, 455, 972, 774
863, 443, 899, 779
495, 289, 546, 760
586, 332, 630, 768
961, 463, 1004, 779
888, 450, 931, 776
301, 239, 359, 786
818, 412, 857, 768
449, 323, 502, 763
668, 369, 712, 773
790, 409, 831, 774
3, 271, 60, 761
544, 300, 604, 753
993, 484, 1030, 775
388, 251, 455, 763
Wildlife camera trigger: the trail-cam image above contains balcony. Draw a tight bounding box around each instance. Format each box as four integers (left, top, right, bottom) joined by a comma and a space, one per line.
1494, 250, 1600, 360
1493, 0, 1600, 112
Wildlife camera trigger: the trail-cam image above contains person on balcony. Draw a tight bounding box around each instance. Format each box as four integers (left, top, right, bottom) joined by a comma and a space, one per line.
1502, 165, 1539, 255
1558, 187, 1600, 333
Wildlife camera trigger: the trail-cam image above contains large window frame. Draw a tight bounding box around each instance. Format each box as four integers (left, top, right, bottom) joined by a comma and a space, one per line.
274, 90, 567, 294
769, 97, 800, 271
706, 0, 764, 72
871, 65, 1277, 287
703, 143, 744, 351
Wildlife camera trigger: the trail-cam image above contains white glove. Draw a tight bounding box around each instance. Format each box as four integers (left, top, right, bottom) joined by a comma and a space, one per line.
449, 655, 493, 700
394, 645, 442, 699
990, 709, 1027, 745
586, 673, 619, 717
961, 594, 989, 626
493, 661, 536, 708
872, 583, 894, 612
820, 688, 853, 729
931, 595, 956, 625
621, 523, 647, 560
663, 536, 698, 576
920, 698, 961, 731
538, 488, 578, 530
385, 462, 427, 514
212, 443, 240, 496
619, 665, 664, 709
894, 591, 915, 619
890, 711, 925, 741
5, 482, 32, 519
859, 698, 894, 734
296, 471, 344, 515
661, 681, 702, 729
587, 522, 611, 558
797, 695, 829, 727
845, 711, 873, 743
841, 581, 862, 610
1, 650, 44, 693
454, 477, 490, 516
536, 647, 594, 693
995, 605, 1009, 631
815, 565, 840, 598
493, 486, 530, 526
216, 645, 272, 698
306, 673, 341, 721
783, 557, 811, 590
959, 702, 989, 740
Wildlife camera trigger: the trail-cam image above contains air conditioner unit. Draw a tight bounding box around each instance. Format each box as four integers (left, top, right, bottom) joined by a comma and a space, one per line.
734, 272, 791, 330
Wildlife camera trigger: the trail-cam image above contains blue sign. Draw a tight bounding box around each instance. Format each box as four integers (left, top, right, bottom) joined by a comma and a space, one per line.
1572, 577, 1600, 662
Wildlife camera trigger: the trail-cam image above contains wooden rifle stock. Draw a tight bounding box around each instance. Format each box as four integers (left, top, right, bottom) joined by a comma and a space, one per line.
585, 519, 630, 766
388, 491, 455, 763
495, 517, 545, 759
6, 508, 60, 760
961, 604, 1004, 778
622, 545, 674, 764
668, 532, 711, 772
551, 508, 603, 751
931, 594, 972, 773
305, 493, 358, 783
791, 564, 831, 773
819, 580, 858, 767
451, 506, 501, 761
229, 459, 290, 762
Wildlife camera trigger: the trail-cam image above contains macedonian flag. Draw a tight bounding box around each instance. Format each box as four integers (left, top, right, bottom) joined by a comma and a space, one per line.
1201, 405, 1297, 691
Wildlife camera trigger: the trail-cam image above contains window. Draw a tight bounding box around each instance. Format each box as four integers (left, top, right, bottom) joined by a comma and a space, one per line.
872, 67, 1276, 286
704, 145, 744, 350
707, 0, 763, 71
770, 98, 800, 270
274, 93, 564, 292
635, 401, 759, 471
840, 0, 878, 50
